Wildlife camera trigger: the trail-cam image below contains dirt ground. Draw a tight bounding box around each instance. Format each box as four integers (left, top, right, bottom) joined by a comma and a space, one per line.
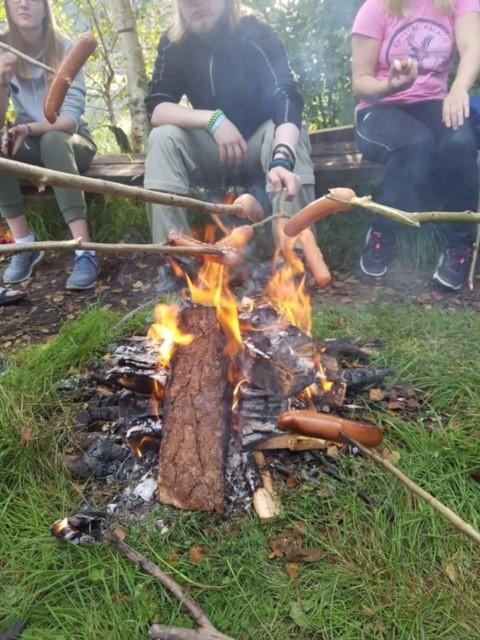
2, 250, 480, 355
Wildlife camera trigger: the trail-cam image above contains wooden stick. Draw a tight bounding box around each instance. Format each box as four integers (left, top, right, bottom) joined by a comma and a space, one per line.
0, 238, 226, 257
468, 224, 480, 290
0, 41, 55, 74
0, 158, 245, 217
343, 434, 480, 546
327, 193, 480, 227
104, 532, 235, 640
252, 451, 280, 523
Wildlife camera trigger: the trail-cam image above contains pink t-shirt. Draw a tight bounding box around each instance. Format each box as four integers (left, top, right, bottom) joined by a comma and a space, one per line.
352, 0, 480, 110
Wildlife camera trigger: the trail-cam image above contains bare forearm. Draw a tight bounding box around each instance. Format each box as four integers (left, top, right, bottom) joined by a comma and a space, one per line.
274, 122, 300, 150
151, 102, 214, 129
452, 47, 480, 93
353, 76, 393, 103
28, 116, 77, 136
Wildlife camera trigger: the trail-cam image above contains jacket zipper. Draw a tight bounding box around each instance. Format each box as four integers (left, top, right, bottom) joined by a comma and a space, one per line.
209, 53, 216, 97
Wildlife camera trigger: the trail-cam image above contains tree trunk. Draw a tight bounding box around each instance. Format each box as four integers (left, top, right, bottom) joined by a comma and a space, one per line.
106, 0, 150, 152
158, 306, 232, 513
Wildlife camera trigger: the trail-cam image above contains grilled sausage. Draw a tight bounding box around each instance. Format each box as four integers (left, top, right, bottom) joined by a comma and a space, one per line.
284, 188, 357, 237
44, 34, 98, 124
215, 225, 254, 250
299, 229, 332, 287
167, 231, 242, 266
278, 409, 383, 448
233, 194, 264, 223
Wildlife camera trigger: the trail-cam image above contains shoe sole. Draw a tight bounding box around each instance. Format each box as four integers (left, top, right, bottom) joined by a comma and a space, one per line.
432, 270, 462, 291
360, 256, 387, 278
3, 251, 44, 284
65, 280, 98, 291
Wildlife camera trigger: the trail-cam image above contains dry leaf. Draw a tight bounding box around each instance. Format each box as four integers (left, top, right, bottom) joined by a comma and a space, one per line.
444, 563, 457, 584
285, 562, 300, 581
326, 445, 340, 458
189, 545, 207, 564
369, 388, 384, 402
20, 426, 33, 446
285, 548, 325, 563
382, 449, 400, 465
113, 527, 127, 541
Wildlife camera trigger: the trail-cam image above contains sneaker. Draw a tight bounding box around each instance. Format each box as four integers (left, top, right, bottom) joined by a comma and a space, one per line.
3, 250, 44, 284
360, 228, 393, 277
433, 245, 472, 291
66, 253, 100, 290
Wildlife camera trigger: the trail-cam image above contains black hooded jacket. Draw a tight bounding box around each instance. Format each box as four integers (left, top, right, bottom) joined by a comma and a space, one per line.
145, 15, 304, 140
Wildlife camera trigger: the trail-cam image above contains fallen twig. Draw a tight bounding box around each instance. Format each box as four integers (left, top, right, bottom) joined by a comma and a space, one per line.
343, 434, 480, 546
0, 238, 226, 257
468, 224, 480, 290
104, 532, 235, 640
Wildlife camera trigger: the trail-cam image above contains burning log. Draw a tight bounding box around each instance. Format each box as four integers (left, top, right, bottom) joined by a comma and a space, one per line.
159, 306, 231, 512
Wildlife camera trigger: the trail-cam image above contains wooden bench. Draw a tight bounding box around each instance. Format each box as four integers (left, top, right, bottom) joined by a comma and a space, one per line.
82, 125, 382, 195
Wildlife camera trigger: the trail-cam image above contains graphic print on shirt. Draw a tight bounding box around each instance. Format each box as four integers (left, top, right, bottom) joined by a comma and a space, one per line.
385, 19, 453, 75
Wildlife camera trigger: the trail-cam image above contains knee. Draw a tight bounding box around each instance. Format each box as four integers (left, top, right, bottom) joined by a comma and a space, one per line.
147, 125, 186, 154
40, 131, 71, 157
438, 128, 477, 160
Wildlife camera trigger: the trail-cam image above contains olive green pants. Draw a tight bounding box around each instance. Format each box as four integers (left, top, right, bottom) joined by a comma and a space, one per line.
0, 130, 96, 224
144, 120, 315, 243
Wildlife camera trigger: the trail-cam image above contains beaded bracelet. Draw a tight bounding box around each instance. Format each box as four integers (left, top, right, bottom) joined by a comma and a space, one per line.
206, 109, 225, 135
209, 113, 226, 135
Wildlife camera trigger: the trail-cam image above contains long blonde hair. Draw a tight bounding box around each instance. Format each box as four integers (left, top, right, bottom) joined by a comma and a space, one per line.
1, 0, 63, 79
384, 0, 455, 16
169, 0, 245, 43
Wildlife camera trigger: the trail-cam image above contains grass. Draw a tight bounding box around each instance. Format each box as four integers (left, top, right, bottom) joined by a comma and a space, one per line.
1, 303, 480, 639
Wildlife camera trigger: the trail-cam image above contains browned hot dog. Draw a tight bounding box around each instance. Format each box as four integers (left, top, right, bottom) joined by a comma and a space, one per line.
167, 231, 242, 266
215, 225, 254, 250
44, 34, 98, 124
299, 229, 332, 288
284, 188, 357, 237
278, 409, 383, 448
233, 194, 264, 223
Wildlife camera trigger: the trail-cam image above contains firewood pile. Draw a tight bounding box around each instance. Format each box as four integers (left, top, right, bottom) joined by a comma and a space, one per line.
61, 296, 417, 524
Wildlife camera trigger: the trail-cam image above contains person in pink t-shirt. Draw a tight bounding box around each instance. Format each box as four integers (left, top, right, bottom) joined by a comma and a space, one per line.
352, 0, 480, 290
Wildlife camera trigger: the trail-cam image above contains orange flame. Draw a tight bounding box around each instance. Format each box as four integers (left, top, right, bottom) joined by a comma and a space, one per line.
186, 260, 242, 361
265, 238, 312, 334
52, 517, 69, 536
147, 304, 194, 368
129, 435, 161, 458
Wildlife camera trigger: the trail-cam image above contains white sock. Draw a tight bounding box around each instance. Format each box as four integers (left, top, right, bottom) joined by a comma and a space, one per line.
15, 233, 35, 244
75, 250, 96, 257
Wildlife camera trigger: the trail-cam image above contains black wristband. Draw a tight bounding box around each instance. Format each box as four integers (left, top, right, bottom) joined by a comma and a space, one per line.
268, 157, 293, 172
272, 143, 296, 168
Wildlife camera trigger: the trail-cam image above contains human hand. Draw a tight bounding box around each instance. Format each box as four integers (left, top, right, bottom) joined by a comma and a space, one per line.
388, 57, 418, 93
0, 52, 17, 87
1, 124, 28, 156
267, 166, 301, 199
212, 117, 248, 167
443, 85, 469, 130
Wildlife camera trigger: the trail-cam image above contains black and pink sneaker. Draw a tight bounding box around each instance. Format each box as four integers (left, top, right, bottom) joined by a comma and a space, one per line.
360, 228, 394, 277
433, 245, 473, 291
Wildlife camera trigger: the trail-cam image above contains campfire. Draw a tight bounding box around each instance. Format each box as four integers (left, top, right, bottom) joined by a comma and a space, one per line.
63, 223, 397, 522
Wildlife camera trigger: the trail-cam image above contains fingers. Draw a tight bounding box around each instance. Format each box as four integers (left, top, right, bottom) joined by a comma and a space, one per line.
1, 131, 8, 156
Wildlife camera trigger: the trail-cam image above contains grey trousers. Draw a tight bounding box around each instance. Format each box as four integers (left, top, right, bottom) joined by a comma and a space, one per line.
0, 130, 96, 224
144, 120, 315, 243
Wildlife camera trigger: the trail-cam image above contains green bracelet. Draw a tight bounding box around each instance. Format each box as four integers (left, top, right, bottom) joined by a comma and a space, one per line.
206, 109, 224, 134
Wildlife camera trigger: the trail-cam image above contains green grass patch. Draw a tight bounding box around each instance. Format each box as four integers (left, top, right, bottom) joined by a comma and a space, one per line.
1, 303, 480, 639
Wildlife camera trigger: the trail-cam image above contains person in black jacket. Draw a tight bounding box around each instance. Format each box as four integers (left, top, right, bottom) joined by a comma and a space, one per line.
144, 0, 315, 247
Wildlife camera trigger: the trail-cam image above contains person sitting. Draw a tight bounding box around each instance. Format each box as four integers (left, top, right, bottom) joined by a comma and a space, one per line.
352, 0, 480, 290
0, 0, 98, 290
144, 0, 315, 250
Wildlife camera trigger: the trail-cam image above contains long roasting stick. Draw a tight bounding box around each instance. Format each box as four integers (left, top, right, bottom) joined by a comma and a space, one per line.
0, 41, 55, 74
326, 193, 480, 226
468, 224, 480, 290
0, 238, 226, 258
343, 434, 480, 546
0, 158, 247, 217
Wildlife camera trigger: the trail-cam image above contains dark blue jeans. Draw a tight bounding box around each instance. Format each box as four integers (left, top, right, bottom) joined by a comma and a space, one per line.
355, 100, 478, 246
